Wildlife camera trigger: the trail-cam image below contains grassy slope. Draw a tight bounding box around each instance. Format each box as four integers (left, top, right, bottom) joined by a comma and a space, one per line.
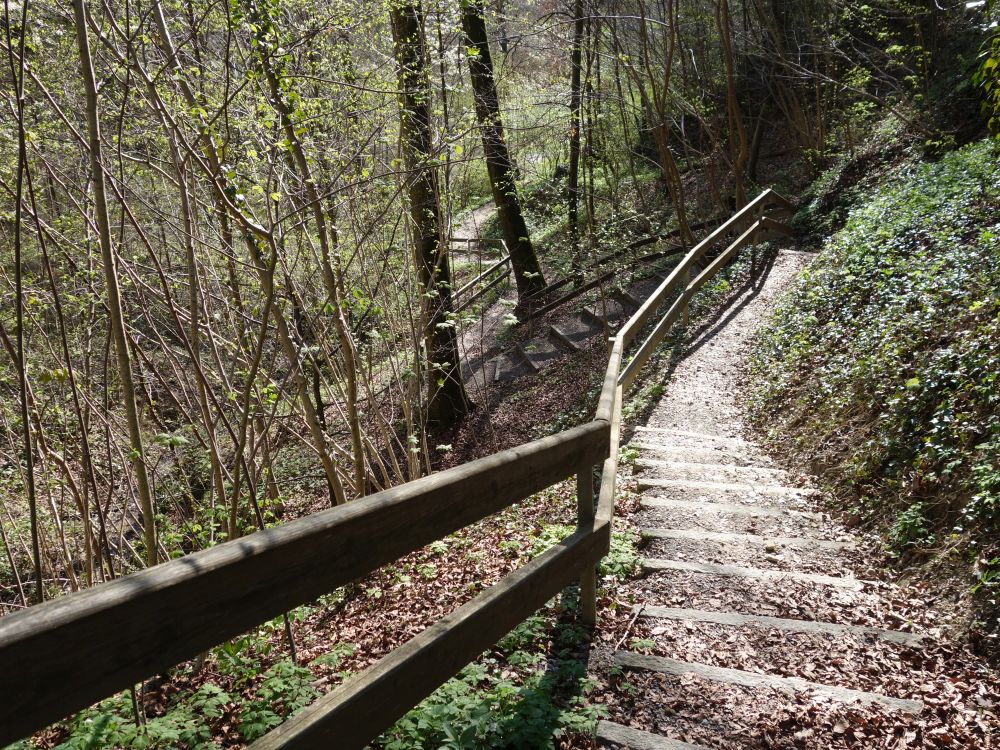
747, 138, 1000, 646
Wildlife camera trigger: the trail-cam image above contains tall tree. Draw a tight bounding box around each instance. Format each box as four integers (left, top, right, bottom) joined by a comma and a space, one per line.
608, 0, 694, 244
716, 0, 748, 207
71, 0, 158, 565
390, 0, 470, 427
567, 0, 586, 281
460, 0, 546, 307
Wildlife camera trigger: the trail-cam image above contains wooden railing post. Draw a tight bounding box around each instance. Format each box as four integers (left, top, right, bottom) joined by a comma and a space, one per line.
680, 268, 690, 326
577, 463, 597, 625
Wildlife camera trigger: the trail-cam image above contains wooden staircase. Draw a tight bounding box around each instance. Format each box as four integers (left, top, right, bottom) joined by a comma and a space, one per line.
595, 425, 931, 746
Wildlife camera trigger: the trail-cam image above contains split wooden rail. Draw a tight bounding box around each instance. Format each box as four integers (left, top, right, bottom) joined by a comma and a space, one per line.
453, 242, 511, 314
0, 189, 792, 749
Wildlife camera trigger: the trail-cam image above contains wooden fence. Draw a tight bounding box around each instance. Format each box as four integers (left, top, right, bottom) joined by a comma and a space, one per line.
452, 242, 511, 314
0, 189, 792, 749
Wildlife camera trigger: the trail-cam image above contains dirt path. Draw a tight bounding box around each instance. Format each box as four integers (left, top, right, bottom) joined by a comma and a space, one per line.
453, 201, 495, 243
450, 201, 518, 394
590, 248, 999, 748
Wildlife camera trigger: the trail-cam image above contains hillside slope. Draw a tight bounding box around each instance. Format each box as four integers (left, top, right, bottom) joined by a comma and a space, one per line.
746, 139, 1000, 650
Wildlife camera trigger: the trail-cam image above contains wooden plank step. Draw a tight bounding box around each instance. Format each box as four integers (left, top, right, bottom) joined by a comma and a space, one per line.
642, 527, 854, 550
516, 337, 566, 372
641, 497, 823, 521
549, 324, 581, 351
550, 316, 601, 349
464, 360, 494, 390
637, 477, 816, 498
629, 443, 763, 467
636, 605, 924, 645
641, 558, 868, 590
634, 427, 747, 445
584, 298, 629, 325
494, 352, 531, 381
618, 288, 645, 308
596, 720, 708, 750
635, 458, 789, 481
614, 652, 923, 714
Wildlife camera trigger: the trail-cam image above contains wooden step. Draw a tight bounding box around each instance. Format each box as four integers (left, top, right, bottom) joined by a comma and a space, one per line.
583, 297, 629, 326
641, 527, 854, 551
634, 427, 747, 445
464, 360, 495, 389
493, 352, 531, 381
629, 442, 764, 467
636, 605, 924, 645
551, 316, 602, 348
641, 497, 823, 521
637, 477, 816, 499
596, 720, 708, 750
641, 558, 868, 590
549, 323, 581, 351
615, 652, 923, 713
516, 336, 567, 372
618, 288, 645, 308
635, 458, 789, 482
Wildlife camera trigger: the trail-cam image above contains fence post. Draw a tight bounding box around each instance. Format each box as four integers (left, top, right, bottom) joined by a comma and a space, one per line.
577, 464, 597, 625
680, 268, 691, 326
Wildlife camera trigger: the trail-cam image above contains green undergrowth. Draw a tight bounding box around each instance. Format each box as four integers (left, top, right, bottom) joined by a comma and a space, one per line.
13, 619, 356, 750
375, 526, 639, 749
747, 138, 1000, 639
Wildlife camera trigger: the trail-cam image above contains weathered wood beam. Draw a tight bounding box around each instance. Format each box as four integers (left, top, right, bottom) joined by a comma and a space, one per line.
251, 521, 611, 750
0, 421, 608, 747
617, 189, 781, 348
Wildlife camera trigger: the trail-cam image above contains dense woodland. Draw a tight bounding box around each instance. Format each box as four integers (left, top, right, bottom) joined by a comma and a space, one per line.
1, 0, 999, 746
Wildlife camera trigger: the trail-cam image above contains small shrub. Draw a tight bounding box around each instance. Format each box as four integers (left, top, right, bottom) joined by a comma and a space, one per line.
888, 503, 934, 552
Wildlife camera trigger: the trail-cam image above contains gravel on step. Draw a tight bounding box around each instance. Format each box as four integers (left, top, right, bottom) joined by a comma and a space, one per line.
626, 618, 931, 698
641, 536, 861, 577
622, 571, 922, 631
635, 503, 836, 539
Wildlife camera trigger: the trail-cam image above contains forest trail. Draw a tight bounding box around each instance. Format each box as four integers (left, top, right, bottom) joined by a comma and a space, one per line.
592, 248, 999, 748
451, 201, 520, 394
452, 201, 495, 243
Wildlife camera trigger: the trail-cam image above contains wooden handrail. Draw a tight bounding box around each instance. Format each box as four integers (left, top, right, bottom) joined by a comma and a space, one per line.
618, 189, 782, 348
453, 251, 511, 299
0, 188, 792, 750
454, 264, 511, 313
535, 216, 718, 300
0, 421, 606, 746
619, 220, 760, 388
251, 520, 610, 749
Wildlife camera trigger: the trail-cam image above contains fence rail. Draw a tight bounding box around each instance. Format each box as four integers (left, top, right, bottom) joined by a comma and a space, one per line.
452, 239, 511, 313
0, 188, 793, 749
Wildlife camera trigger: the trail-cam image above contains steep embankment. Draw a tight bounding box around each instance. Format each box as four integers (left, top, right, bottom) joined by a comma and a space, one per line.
746, 139, 1000, 649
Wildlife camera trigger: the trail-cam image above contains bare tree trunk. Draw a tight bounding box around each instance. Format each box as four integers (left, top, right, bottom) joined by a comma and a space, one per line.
612, 0, 694, 245
390, 0, 471, 428
567, 0, 585, 282
71, 0, 158, 566
717, 0, 748, 207
460, 0, 546, 307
